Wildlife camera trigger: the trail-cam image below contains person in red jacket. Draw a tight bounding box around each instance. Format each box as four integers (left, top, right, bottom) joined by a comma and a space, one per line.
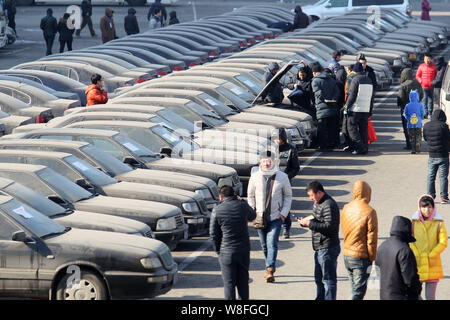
85, 73, 108, 106
416, 52, 437, 118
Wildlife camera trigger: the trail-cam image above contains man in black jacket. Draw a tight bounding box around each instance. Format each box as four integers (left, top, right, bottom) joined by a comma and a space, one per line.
375, 216, 421, 300
210, 185, 256, 300
274, 128, 300, 239
358, 54, 377, 91
292, 5, 309, 30
432, 56, 447, 109
299, 180, 340, 300
57, 13, 75, 53
124, 8, 139, 35
40, 8, 58, 56
288, 65, 315, 119
262, 62, 283, 104
76, 0, 96, 37
423, 109, 450, 203
4, 0, 16, 35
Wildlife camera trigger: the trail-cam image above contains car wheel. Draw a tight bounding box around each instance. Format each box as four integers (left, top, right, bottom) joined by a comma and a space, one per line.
56, 270, 108, 300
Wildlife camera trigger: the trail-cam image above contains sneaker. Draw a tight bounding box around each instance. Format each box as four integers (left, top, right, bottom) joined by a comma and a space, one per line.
283, 230, 290, 239
404, 145, 412, 150
411, 151, 416, 154
441, 198, 450, 204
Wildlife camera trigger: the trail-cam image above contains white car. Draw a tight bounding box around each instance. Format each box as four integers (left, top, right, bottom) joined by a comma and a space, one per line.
302, 0, 410, 20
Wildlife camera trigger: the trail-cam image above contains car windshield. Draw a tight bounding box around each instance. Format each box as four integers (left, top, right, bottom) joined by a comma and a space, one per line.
223, 83, 255, 101
235, 75, 263, 93
198, 93, 234, 116
158, 109, 194, 133
36, 167, 92, 203
149, 115, 176, 130
113, 132, 158, 157
186, 101, 226, 126
216, 87, 250, 110
0, 197, 66, 238
151, 125, 195, 152
81, 144, 132, 175
3, 181, 66, 217
64, 155, 117, 187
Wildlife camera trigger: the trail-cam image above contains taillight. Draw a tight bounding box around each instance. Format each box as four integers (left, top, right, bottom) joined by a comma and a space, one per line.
274, 32, 280, 38
157, 70, 167, 77
65, 106, 70, 110
224, 48, 230, 53
172, 66, 184, 72
247, 39, 255, 45
136, 77, 146, 83
200, 57, 206, 62
240, 42, 246, 48
265, 35, 273, 39
255, 36, 263, 42
189, 62, 198, 68
209, 51, 219, 58
36, 115, 44, 123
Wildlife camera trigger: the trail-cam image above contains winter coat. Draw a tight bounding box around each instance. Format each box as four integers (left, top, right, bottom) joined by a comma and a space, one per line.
344, 71, 357, 101
431, 59, 447, 89
247, 168, 292, 223
149, 15, 163, 29
85, 84, 108, 106
81, 0, 92, 17
40, 14, 58, 37
362, 65, 377, 90
4, 0, 16, 16
147, 0, 167, 21
289, 77, 314, 111
124, 8, 140, 35
292, 5, 309, 30
345, 72, 374, 115
100, 8, 116, 43
421, 0, 431, 21
278, 142, 300, 181
410, 195, 447, 282
57, 18, 75, 42
169, 11, 179, 25
210, 196, 256, 256
375, 216, 422, 300
423, 109, 450, 158
326, 59, 340, 76
397, 68, 424, 110
416, 62, 437, 90
403, 90, 425, 129
262, 62, 283, 104
311, 72, 339, 119
308, 192, 340, 251
335, 66, 346, 109
341, 180, 378, 262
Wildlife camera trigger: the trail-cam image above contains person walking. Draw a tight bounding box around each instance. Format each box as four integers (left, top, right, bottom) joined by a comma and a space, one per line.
343, 62, 374, 155
40, 8, 58, 56
57, 13, 75, 53
148, 8, 163, 30
273, 128, 300, 239
375, 216, 422, 300
124, 8, 140, 35
298, 180, 340, 300
247, 150, 292, 283
148, 0, 167, 25
75, 0, 96, 37
85, 74, 108, 106
416, 52, 438, 118
403, 90, 426, 154
431, 56, 447, 109
99, 8, 116, 44
168, 10, 179, 25
421, 0, 431, 21
326, 51, 342, 76
410, 195, 447, 300
262, 62, 284, 104
287, 65, 315, 118
4, 0, 16, 35
210, 185, 256, 300
423, 109, 450, 204
292, 5, 309, 30
341, 180, 378, 300
358, 54, 377, 91
311, 63, 340, 151
397, 67, 424, 150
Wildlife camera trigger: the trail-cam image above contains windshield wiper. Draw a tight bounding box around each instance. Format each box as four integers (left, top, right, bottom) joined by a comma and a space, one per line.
41, 227, 71, 239
202, 114, 223, 121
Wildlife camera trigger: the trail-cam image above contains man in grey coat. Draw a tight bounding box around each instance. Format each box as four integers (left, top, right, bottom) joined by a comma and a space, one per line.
210, 185, 256, 300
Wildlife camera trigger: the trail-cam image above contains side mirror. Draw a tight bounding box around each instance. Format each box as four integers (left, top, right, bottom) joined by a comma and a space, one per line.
48, 195, 70, 208
159, 147, 172, 157
12, 231, 32, 243
75, 178, 88, 188
123, 156, 140, 167
446, 92, 450, 101
325, 3, 331, 8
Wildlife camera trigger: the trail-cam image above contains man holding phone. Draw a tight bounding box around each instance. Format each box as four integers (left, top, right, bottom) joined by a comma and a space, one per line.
85, 73, 108, 106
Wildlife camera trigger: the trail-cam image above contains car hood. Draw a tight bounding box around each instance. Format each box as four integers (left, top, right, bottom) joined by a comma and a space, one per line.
227, 112, 299, 127
182, 148, 259, 166
148, 157, 236, 182
247, 106, 312, 122
75, 195, 180, 223
53, 210, 150, 235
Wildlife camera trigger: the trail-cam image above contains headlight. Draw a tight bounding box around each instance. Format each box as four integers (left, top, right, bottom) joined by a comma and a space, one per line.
286, 128, 298, 138
182, 201, 199, 213
140, 256, 162, 269
195, 188, 212, 200
439, 34, 445, 39
393, 59, 403, 67
427, 37, 434, 43
302, 121, 312, 130
401, 56, 408, 63
156, 217, 177, 231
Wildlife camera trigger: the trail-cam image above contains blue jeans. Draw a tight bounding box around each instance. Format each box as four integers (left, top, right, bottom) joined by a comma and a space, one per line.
427, 157, 449, 199
343, 255, 371, 300
423, 88, 434, 116
257, 218, 283, 271
314, 244, 340, 300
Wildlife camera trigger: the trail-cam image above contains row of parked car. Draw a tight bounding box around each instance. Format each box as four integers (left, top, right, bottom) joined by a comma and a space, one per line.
0, 5, 447, 300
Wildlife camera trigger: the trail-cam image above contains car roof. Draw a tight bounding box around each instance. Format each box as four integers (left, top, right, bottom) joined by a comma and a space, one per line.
72, 104, 165, 113
0, 162, 44, 173
0, 177, 15, 189
130, 88, 204, 96
67, 111, 157, 120
0, 149, 70, 159
0, 194, 14, 205
111, 97, 191, 105
69, 120, 158, 129
0, 138, 89, 148
0, 92, 31, 108
146, 81, 219, 89
24, 128, 119, 138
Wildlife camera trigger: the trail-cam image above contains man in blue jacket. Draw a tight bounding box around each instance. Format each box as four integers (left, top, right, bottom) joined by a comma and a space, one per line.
403, 90, 425, 154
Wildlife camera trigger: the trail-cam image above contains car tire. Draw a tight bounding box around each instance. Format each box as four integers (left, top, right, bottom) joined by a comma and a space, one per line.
56, 269, 108, 300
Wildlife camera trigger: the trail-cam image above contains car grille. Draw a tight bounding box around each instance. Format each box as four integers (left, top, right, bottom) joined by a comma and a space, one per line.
175, 214, 184, 228
159, 249, 175, 270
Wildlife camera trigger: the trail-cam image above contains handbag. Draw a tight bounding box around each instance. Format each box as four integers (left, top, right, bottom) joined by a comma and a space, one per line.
253, 175, 276, 229
367, 117, 377, 144
367, 263, 380, 290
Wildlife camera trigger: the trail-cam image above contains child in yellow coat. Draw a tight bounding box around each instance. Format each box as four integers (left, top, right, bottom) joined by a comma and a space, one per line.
410, 195, 447, 300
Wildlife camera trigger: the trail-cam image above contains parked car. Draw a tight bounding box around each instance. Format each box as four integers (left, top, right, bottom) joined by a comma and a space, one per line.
0, 194, 177, 300
0, 92, 53, 124
439, 61, 450, 118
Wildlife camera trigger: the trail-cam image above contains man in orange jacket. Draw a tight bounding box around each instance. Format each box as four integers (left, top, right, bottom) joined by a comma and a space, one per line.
341, 180, 378, 300
85, 73, 108, 106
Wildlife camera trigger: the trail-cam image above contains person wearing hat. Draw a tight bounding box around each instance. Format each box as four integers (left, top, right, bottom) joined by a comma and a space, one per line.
343, 62, 374, 155
273, 127, 300, 239
375, 216, 422, 300
358, 54, 377, 91
327, 51, 342, 76
57, 13, 75, 53
247, 150, 292, 283
99, 8, 116, 43
124, 7, 140, 35
262, 62, 284, 104
40, 8, 58, 55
